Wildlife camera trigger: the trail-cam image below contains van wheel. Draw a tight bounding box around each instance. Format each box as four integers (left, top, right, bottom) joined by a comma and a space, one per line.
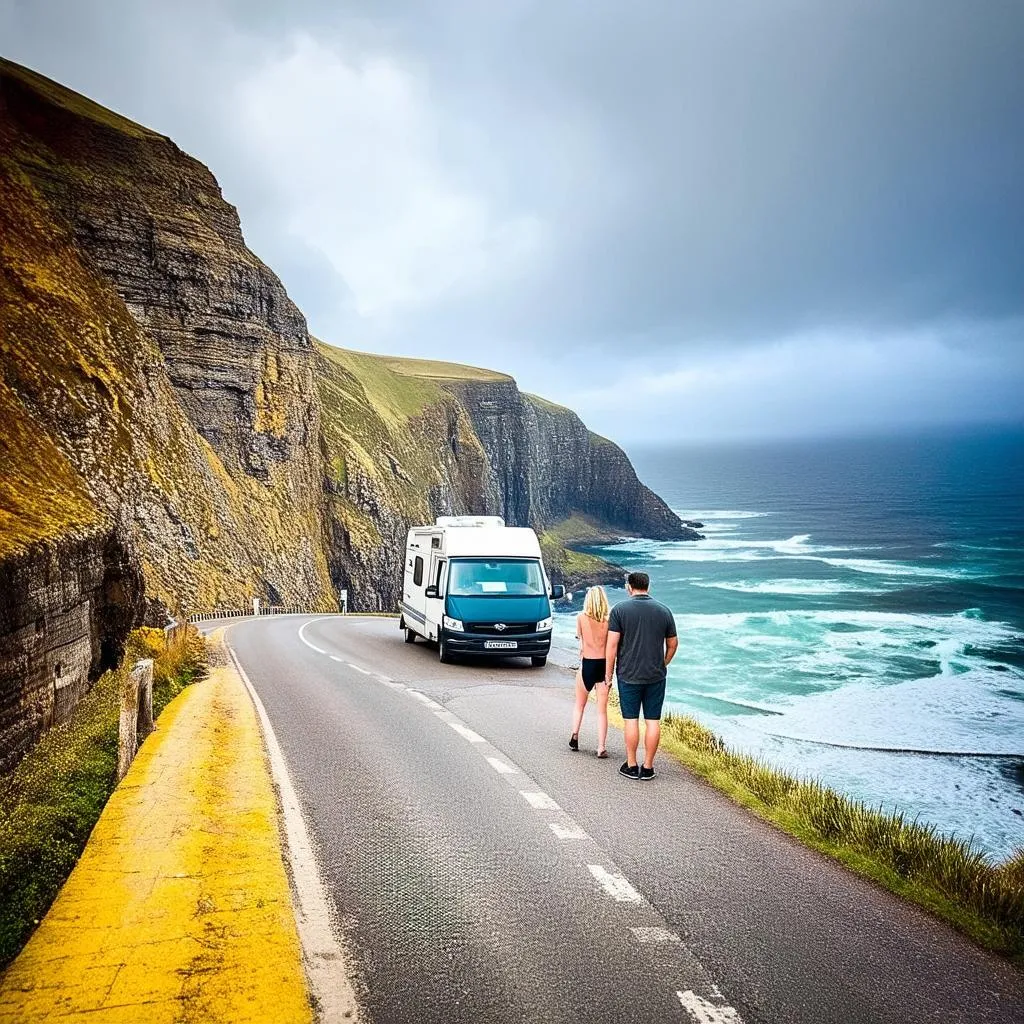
404, 627, 417, 644
439, 638, 454, 664
531, 656, 547, 667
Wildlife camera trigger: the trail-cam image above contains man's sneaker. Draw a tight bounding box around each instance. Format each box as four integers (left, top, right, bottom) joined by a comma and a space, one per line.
639, 766, 656, 781
619, 761, 640, 780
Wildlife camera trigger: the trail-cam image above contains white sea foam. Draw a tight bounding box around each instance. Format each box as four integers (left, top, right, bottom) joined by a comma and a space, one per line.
691, 578, 885, 596
818, 556, 980, 579
625, 531, 983, 583
675, 509, 772, 520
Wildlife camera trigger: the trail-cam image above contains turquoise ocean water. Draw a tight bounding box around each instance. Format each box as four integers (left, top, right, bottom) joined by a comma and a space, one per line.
554, 428, 1024, 858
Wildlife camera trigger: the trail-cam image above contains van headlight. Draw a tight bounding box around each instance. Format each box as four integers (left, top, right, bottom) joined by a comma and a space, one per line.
536, 616, 553, 632
443, 615, 464, 632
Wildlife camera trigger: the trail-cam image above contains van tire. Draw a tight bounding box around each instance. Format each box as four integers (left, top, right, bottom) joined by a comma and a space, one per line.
531, 656, 547, 667
439, 638, 454, 664
404, 627, 417, 644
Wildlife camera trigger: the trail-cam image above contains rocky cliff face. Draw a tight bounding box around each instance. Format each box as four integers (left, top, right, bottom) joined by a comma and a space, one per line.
316, 346, 697, 610
0, 58, 696, 768
449, 380, 692, 540
0, 57, 334, 613
0, 529, 143, 775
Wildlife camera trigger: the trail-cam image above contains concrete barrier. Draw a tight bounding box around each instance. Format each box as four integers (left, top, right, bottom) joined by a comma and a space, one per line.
117, 659, 154, 782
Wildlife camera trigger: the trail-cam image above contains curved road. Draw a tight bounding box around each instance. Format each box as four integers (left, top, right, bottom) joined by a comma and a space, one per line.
221, 614, 1023, 1024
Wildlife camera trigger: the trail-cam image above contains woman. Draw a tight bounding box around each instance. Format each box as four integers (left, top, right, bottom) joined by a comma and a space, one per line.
569, 586, 611, 757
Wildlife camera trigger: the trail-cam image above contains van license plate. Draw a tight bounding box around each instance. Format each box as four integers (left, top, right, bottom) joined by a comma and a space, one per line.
484, 640, 518, 650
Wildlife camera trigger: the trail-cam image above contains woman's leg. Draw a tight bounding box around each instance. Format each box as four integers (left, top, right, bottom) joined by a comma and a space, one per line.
571, 670, 588, 738
596, 683, 610, 753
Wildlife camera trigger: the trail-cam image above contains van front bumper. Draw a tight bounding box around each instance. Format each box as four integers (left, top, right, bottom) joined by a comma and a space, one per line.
443, 629, 552, 656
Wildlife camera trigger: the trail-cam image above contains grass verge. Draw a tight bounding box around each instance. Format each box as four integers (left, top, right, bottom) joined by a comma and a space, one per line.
0, 625, 206, 968
602, 691, 1024, 962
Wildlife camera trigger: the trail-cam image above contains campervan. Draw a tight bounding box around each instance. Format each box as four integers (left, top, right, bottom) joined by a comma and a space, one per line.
400, 516, 565, 665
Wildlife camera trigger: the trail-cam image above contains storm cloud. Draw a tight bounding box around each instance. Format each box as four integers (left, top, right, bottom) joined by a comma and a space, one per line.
3, 1, 1022, 440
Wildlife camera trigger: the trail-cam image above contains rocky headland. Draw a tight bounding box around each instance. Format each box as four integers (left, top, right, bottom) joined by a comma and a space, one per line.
0, 57, 698, 768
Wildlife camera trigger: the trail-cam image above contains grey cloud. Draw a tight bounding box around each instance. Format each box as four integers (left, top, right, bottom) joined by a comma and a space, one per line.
2, 0, 1022, 438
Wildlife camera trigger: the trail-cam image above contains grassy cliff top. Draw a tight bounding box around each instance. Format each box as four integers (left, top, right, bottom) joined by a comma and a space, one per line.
315, 341, 510, 385
524, 392, 573, 415
0, 58, 161, 141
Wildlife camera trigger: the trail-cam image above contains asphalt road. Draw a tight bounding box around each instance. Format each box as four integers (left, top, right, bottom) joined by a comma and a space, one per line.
223, 614, 1024, 1024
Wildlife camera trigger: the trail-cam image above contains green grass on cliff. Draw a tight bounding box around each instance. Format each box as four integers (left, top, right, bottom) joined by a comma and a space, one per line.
316, 341, 448, 426
600, 692, 1024, 962
0, 627, 206, 969
0, 58, 161, 141
379, 352, 511, 383
539, 515, 625, 590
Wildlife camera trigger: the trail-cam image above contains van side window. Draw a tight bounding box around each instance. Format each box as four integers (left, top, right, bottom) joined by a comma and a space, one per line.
413, 556, 424, 587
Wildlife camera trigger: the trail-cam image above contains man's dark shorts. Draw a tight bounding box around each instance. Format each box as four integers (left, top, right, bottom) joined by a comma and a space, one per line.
618, 679, 667, 720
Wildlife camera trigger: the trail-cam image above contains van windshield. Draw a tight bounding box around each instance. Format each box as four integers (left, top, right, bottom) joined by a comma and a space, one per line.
447, 559, 546, 597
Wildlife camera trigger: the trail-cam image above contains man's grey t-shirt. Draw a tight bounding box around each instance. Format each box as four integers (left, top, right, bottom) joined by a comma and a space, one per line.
608, 594, 677, 684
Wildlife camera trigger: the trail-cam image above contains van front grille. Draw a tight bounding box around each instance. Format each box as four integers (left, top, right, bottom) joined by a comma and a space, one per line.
466, 622, 535, 635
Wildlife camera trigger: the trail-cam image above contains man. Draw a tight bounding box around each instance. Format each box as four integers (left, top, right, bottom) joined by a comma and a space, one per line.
605, 571, 678, 780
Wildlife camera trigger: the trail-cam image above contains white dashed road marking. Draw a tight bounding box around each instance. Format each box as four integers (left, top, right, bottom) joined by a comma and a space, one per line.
292, 616, 740, 1015
549, 822, 587, 840
520, 791, 560, 810
407, 690, 443, 711
588, 864, 643, 904
296, 617, 330, 655
631, 926, 681, 944
448, 721, 486, 743
677, 990, 744, 1023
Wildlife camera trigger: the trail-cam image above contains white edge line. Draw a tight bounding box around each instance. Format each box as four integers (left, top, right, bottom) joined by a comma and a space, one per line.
348, 664, 372, 675
330, 655, 343, 662
229, 645, 361, 1023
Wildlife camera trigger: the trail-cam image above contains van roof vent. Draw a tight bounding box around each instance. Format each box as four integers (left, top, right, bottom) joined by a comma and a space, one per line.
435, 515, 506, 528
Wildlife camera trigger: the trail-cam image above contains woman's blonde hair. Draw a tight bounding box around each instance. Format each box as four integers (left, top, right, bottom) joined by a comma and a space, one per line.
583, 585, 610, 623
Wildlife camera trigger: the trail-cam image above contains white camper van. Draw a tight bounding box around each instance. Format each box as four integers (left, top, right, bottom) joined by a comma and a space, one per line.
400, 516, 564, 665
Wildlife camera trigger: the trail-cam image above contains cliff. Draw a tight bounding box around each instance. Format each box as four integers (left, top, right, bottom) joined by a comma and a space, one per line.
0, 57, 696, 766
316, 346, 697, 609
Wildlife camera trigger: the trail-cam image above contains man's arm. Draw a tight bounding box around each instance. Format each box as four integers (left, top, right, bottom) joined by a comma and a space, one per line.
605, 630, 621, 684
664, 635, 679, 667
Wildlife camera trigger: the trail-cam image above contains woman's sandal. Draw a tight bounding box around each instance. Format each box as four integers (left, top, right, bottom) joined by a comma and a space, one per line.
569, 733, 579, 751
596, 749, 609, 759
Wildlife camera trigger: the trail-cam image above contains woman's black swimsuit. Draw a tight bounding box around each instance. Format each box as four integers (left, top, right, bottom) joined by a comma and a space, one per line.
581, 657, 607, 692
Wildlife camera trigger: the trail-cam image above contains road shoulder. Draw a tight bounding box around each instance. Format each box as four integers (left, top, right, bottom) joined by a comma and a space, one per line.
0, 630, 314, 1024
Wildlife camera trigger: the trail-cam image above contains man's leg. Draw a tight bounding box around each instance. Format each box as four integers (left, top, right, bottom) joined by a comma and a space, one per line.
624, 718, 640, 767
641, 681, 667, 771
642, 718, 661, 769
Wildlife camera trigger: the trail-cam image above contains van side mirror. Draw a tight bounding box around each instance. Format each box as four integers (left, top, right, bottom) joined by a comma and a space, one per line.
424, 585, 440, 599
550, 584, 565, 600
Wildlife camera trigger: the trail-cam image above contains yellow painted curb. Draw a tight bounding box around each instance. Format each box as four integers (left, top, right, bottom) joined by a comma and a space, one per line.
0, 637, 314, 1024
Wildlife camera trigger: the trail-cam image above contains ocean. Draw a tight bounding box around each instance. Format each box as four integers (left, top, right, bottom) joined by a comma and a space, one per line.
554, 428, 1024, 859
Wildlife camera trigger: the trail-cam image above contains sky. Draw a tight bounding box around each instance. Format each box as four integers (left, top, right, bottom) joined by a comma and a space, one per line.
2, 0, 1023, 443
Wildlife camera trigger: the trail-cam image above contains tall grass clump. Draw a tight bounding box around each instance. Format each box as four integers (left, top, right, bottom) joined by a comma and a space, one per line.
0, 624, 206, 967
650, 709, 1024, 960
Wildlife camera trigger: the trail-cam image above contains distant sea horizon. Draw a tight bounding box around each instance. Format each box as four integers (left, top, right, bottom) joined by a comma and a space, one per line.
555, 424, 1024, 858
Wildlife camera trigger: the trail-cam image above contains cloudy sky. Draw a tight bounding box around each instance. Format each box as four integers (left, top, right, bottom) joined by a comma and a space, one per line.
3, 1, 1023, 442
